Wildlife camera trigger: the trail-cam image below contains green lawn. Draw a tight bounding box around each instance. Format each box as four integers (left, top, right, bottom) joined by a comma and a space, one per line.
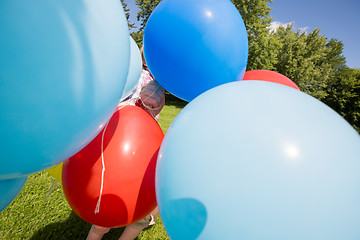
0, 94, 187, 240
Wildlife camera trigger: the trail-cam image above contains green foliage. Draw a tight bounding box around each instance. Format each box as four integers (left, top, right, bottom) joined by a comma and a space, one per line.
130, 31, 144, 47
325, 39, 347, 70
323, 66, 360, 133
135, 0, 161, 31
231, 0, 278, 70
272, 26, 334, 99
121, 0, 136, 30
269, 25, 359, 133
130, 0, 162, 46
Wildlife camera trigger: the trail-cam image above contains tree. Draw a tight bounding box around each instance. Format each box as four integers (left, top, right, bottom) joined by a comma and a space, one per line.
325, 39, 346, 71
271, 25, 359, 132
322, 39, 359, 132
323, 66, 360, 133
231, 0, 278, 71
130, 31, 143, 47
135, 0, 161, 31
272, 25, 336, 100
120, 0, 136, 30
131, 0, 161, 46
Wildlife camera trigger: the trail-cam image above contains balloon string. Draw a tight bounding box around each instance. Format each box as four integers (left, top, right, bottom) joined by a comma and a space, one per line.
94, 121, 110, 214
93, 84, 160, 214
45, 178, 58, 202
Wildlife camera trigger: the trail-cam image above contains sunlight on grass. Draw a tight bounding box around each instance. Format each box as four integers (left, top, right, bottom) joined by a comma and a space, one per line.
158, 93, 187, 134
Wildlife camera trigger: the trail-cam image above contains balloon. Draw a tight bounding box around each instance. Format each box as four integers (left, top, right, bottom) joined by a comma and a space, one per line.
0, 0, 130, 179
243, 69, 300, 90
45, 162, 63, 181
121, 36, 143, 100
156, 81, 360, 239
143, 0, 248, 102
62, 105, 164, 228
1, 177, 27, 212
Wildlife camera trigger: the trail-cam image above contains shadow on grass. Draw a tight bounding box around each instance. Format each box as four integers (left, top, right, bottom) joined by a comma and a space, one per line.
30, 211, 126, 240
164, 92, 187, 109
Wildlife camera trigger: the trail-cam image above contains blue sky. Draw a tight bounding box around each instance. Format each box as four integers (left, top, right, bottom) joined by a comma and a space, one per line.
123, 0, 359, 68
269, 0, 359, 69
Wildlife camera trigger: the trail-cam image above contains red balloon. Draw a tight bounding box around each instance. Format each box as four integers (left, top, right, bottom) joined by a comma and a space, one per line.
62, 105, 164, 228
243, 70, 300, 90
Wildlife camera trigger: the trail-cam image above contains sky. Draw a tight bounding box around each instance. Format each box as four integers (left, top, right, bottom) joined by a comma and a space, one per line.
123, 0, 359, 69
269, 0, 359, 69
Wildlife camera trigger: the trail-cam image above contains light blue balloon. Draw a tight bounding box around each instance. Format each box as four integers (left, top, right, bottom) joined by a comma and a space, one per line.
121, 36, 142, 100
0, 177, 27, 212
0, 0, 130, 179
144, 0, 248, 102
156, 81, 360, 239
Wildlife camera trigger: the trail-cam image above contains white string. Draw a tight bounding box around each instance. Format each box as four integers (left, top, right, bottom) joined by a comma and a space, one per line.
93, 84, 160, 214
94, 121, 110, 214
45, 179, 58, 202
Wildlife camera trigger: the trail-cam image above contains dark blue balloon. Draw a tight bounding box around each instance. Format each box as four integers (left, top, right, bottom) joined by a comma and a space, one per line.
144, 0, 248, 102
0, 177, 27, 212
0, 0, 130, 178
156, 81, 360, 239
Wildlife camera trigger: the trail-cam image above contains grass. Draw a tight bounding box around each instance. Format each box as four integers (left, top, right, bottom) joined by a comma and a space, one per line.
0, 94, 187, 240
157, 93, 187, 134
